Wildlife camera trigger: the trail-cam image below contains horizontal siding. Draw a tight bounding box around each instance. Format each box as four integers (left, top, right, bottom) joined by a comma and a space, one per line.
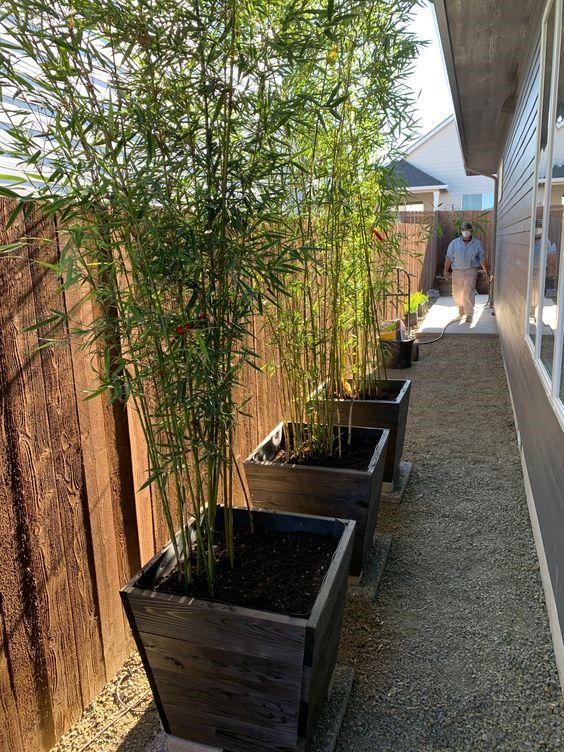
496, 29, 564, 647
408, 119, 495, 209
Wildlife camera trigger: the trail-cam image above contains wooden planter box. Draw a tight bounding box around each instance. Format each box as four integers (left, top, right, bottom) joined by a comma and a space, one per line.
331, 379, 411, 487
121, 506, 355, 752
244, 423, 388, 576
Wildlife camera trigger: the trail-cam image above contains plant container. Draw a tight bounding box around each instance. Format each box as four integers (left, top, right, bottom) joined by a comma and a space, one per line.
331, 379, 411, 488
244, 423, 388, 576
405, 311, 418, 328
121, 506, 355, 752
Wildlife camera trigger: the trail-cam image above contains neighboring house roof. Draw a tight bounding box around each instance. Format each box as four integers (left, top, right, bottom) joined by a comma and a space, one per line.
433, 0, 544, 176
392, 158, 448, 190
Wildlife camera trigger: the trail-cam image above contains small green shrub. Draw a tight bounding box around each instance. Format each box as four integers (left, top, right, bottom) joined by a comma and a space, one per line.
406, 291, 428, 313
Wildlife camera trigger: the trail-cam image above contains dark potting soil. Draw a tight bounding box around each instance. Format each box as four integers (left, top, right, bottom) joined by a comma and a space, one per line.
336, 386, 401, 401
153, 528, 337, 616
272, 431, 377, 470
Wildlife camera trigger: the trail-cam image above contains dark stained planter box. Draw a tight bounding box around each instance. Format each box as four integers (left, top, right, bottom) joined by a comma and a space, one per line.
332, 379, 411, 487
121, 506, 355, 752
244, 423, 388, 576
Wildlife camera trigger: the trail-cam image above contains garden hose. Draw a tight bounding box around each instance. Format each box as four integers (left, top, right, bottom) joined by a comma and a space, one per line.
417, 316, 462, 345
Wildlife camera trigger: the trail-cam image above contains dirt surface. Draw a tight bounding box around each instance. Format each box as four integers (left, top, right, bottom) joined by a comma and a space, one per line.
52, 335, 564, 752
268, 425, 383, 470
337, 335, 564, 752
156, 529, 336, 616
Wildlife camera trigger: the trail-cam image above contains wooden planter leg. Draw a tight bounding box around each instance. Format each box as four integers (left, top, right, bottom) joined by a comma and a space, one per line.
381, 461, 413, 503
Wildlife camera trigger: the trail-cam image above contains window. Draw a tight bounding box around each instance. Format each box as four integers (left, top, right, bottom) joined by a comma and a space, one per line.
400, 203, 424, 212
525, 0, 564, 423
482, 193, 495, 210
462, 193, 482, 210
462, 193, 495, 210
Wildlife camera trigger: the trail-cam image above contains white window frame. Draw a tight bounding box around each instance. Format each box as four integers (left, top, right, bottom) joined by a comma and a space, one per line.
525, 0, 564, 431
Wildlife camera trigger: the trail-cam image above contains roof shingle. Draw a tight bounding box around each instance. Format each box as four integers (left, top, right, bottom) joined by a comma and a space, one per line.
392, 159, 445, 188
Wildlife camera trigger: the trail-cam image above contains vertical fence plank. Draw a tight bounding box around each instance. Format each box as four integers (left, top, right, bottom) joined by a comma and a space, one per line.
0, 599, 24, 752
102, 398, 141, 580
25, 208, 108, 709
0, 202, 82, 740
127, 401, 156, 563
0, 369, 47, 752
63, 285, 128, 679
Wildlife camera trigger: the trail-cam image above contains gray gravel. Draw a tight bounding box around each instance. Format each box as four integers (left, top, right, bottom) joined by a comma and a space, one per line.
336, 334, 564, 752
53, 335, 564, 752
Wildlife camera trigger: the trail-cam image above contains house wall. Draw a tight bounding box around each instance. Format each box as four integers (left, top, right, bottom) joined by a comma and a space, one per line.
401, 191, 435, 212
408, 119, 495, 210
495, 29, 564, 681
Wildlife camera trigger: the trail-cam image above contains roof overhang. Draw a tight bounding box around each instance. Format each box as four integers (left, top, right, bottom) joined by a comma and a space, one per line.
433, 0, 544, 176
407, 184, 449, 192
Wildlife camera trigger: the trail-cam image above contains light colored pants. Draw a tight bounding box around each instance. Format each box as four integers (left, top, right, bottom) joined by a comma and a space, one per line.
452, 268, 478, 316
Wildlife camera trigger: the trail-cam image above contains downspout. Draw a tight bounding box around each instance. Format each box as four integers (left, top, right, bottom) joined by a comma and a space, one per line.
466, 167, 499, 308
486, 173, 499, 308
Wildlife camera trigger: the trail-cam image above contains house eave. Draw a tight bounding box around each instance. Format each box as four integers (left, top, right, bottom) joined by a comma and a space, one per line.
407, 184, 448, 192
432, 0, 544, 176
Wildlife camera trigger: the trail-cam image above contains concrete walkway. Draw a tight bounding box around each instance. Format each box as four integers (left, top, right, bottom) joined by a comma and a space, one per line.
418, 294, 498, 335
337, 336, 564, 752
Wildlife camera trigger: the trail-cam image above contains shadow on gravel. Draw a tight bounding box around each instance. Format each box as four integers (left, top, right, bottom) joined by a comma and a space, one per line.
115, 705, 163, 752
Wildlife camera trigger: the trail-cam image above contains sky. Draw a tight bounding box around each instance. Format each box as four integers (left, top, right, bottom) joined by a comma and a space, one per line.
405, 1, 454, 140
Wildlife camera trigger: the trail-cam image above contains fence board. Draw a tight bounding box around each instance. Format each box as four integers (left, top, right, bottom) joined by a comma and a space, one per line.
64, 287, 128, 679
0, 203, 81, 741
127, 401, 156, 565
26, 207, 107, 709
0, 390, 46, 752
0, 601, 24, 752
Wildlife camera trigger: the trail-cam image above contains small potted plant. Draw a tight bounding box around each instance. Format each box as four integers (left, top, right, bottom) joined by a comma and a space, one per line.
404, 291, 428, 328
416, 292, 429, 317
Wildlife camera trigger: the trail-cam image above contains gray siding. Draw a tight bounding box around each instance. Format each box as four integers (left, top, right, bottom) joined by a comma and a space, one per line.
496, 32, 564, 634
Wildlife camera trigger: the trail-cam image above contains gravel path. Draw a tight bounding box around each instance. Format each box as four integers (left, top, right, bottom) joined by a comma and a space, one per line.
53, 335, 564, 752
337, 335, 564, 752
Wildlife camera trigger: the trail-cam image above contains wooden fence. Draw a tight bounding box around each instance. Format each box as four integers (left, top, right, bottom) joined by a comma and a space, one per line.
0, 201, 142, 752
398, 209, 495, 274
0, 201, 289, 752
0, 202, 431, 752
395, 220, 438, 294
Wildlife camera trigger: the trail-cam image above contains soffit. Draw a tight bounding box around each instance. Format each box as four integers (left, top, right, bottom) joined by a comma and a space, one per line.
433, 0, 545, 175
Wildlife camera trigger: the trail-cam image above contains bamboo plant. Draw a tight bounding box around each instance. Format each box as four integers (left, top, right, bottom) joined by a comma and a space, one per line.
266, 0, 420, 461
0, 0, 363, 594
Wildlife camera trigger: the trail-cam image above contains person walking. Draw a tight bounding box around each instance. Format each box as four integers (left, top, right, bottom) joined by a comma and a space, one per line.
443, 221, 491, 323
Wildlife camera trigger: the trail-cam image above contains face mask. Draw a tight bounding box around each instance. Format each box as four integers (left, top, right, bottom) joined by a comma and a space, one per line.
461, 230, 471, 239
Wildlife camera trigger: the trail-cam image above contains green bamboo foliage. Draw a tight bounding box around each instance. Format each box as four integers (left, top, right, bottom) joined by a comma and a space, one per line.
0, 0, 377, 593
266, 0, 420, 461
